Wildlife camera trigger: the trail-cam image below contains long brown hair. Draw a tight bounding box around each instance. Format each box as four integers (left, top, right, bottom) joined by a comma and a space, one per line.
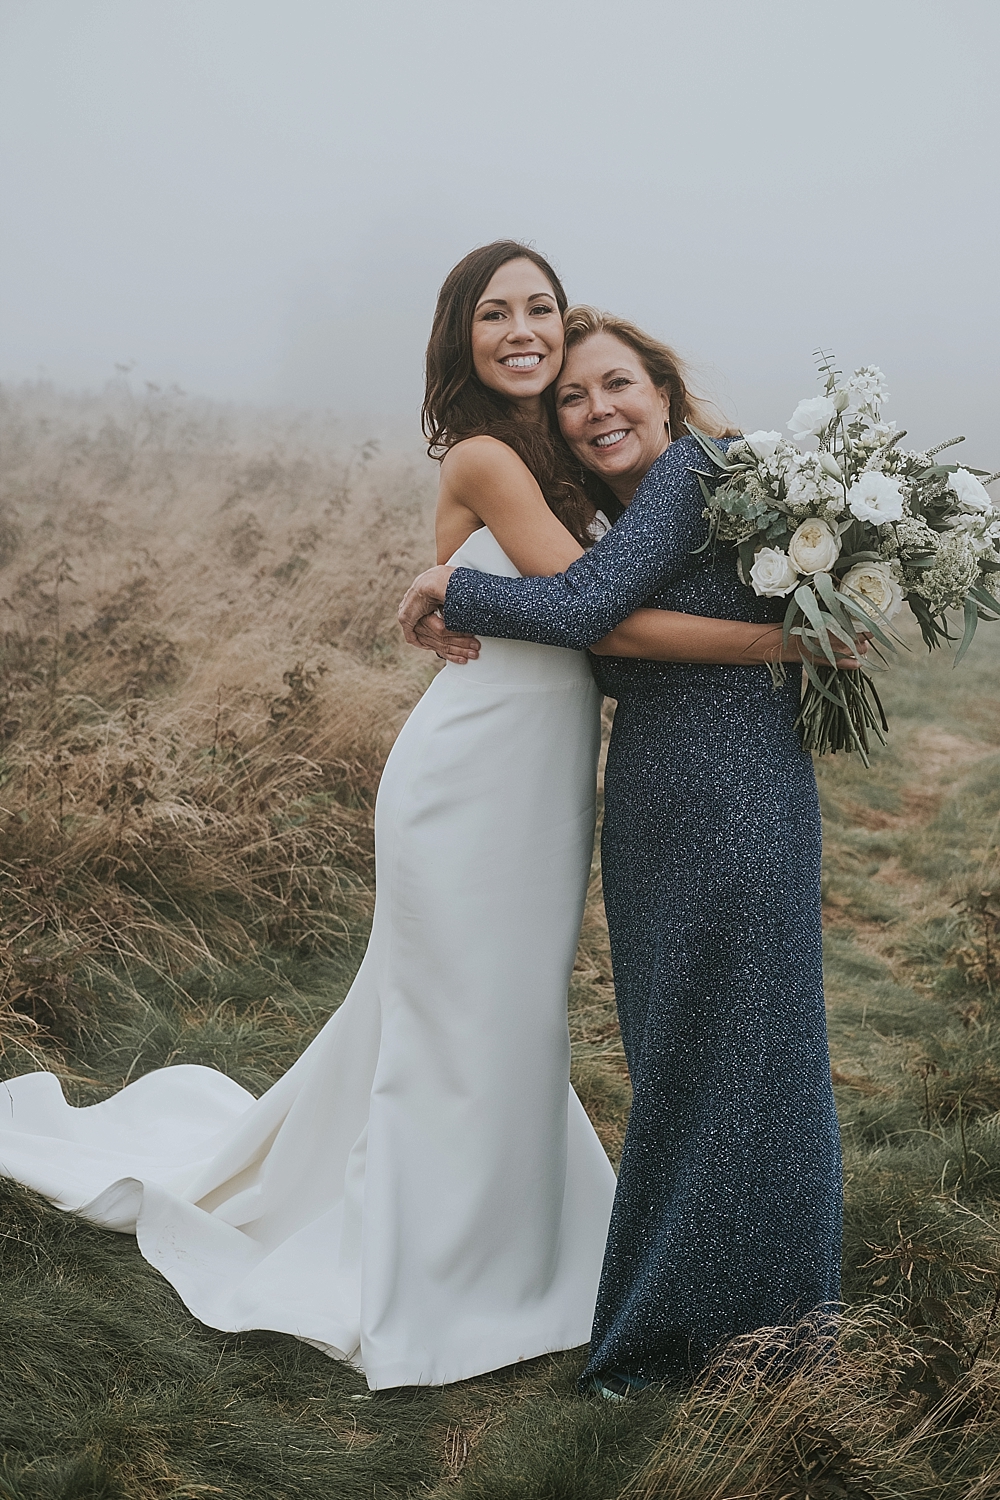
422, 241, 595, 546
562, 305, 734, 441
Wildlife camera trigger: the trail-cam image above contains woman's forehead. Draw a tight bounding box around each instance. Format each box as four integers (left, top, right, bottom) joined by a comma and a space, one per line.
559, 333, 642, 384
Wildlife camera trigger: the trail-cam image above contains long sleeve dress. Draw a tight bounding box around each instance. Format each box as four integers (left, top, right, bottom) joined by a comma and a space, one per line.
443, 436, 843, 1384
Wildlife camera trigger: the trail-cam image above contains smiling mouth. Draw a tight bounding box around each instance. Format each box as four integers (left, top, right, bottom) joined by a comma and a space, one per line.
500, 354, 542, 370
593, 430, 629, 449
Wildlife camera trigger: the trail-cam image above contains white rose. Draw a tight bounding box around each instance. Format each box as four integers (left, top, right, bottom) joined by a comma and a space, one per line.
749, 547, 799, 597
787, 518, 841, 574
744, 429, 783, 462
948, 467, 994, 515
846, 471, 905, 524
840, 561, 904, 621
788, 396, 837, 442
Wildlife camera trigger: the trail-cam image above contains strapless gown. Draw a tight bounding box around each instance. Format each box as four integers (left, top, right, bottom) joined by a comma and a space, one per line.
0, 525, 616, 1390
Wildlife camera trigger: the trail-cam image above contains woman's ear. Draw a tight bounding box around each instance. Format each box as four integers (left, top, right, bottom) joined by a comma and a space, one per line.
660, 387, 672, 444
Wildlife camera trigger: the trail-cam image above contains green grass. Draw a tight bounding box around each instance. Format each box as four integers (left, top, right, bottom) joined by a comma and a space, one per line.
4, 604, 1000, 1495
3, 389, 998, 1493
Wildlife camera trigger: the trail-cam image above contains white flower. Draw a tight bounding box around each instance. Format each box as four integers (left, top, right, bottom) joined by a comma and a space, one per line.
743, 430, 783, 462
749, 547, 799, 597
846, 471, 905, 524
911, 529, 981, 613
788, 396, 838, 442
840, 561, 904, 621
854, 420, 897, 449
786, 469, 822, 512
948, 467, 994, 515
895, 513, 940, 555
788, 517, 841, 574
845, 366, 889, 412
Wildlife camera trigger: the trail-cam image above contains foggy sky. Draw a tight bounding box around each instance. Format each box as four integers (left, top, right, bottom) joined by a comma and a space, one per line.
1, 0, 998, 458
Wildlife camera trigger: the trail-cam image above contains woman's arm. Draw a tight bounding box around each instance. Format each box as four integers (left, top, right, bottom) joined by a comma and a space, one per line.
592, 611, 788, 664
406, 436, 854, 666
436, 436, 584, 574
440, 438, 711, 649
589, 612, 864, 665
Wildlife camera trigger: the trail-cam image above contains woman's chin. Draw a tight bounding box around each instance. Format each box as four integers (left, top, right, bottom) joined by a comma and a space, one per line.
584, 449, 638, 482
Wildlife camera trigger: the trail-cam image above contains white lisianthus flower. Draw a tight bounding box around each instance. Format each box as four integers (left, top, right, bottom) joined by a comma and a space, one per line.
840, 561, 904, 621
749, 547, 799, 597
788, 396, 838, 442
788, 518, 841, 574
743, 430, 783, 462
948, 467, 995, 515
846, 472, 905, 524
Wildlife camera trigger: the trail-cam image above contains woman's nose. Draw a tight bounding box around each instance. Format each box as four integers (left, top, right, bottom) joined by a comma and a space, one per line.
506, 313, 534, 343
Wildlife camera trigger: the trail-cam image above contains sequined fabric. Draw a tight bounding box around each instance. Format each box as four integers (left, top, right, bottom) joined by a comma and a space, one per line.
444, 437, 843, 1383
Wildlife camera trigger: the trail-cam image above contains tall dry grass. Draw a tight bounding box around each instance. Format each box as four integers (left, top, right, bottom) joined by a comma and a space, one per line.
0, 380, 436, 1072
4, 381, 1000, 1498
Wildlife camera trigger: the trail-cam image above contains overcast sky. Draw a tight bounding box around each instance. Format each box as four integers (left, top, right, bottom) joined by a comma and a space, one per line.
1, 0, 997, 457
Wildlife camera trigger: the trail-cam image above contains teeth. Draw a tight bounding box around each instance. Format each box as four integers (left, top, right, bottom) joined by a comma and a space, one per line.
595, 430, 628, 447
502, 355, 541, 370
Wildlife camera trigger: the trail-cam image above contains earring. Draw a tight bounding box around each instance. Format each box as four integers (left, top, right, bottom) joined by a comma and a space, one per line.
665, 414, 673, 445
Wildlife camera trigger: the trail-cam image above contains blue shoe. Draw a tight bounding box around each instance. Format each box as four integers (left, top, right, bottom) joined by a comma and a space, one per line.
583, 1371, 652, 1402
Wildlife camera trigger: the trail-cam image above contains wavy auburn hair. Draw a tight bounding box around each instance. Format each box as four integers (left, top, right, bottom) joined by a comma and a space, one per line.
422, 241, 595, 546
562, 305, 735, 443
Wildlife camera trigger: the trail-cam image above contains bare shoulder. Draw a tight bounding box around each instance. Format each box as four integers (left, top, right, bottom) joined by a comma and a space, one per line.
440, 435, 535, 486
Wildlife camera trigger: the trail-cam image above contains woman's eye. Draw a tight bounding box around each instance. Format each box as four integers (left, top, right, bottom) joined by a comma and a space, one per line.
530, 303, 555, 316
608, 377, 631, 390
481, 310, 505, 321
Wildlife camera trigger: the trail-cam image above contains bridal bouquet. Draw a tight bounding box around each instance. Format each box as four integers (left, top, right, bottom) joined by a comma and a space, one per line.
691, 357, 1000, 763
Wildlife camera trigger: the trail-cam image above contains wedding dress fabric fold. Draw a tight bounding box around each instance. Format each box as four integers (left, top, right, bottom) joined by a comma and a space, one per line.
0, 525, 616, 1390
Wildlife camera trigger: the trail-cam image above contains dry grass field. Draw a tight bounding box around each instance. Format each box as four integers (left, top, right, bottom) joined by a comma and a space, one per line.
2, 382, 1000, 1498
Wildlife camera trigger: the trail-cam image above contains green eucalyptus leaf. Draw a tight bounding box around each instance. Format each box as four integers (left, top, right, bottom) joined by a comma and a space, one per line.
954, 594, 979, 667
971, 581, 1000, 613
794, 584, 838, 666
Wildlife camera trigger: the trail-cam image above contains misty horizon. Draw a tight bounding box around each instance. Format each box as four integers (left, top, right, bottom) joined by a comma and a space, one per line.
2, 0, 998, 459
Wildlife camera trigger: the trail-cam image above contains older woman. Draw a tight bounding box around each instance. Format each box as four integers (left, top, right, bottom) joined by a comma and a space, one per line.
401, 307, 843, 1397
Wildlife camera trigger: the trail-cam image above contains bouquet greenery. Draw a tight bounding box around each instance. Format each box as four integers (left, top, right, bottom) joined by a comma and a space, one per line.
691, 356, 1000, 764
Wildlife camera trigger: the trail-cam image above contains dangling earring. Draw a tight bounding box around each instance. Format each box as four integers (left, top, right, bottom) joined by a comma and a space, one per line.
665, 413, 673, 446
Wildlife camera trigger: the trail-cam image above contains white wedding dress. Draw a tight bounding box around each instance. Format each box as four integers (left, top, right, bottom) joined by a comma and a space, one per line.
0, 525, 616, 1389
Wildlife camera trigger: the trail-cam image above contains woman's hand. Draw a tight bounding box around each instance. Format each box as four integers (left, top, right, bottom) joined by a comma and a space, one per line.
398, 566, 481, 665
784, 628, 870, 669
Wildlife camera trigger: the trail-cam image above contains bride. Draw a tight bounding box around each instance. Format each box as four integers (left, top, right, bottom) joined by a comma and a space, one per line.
0, 241, 808, 1389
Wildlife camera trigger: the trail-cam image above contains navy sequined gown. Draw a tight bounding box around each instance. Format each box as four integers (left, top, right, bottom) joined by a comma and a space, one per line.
443, 437, 842, 1383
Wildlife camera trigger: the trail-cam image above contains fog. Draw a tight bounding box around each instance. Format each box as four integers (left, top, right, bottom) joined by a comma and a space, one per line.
1, 0, 998, 455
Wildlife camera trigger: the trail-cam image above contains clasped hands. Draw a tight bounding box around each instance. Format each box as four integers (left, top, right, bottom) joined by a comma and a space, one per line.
398, 566, 482, 664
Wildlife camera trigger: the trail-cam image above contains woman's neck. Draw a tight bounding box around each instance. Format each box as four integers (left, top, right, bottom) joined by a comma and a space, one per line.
510, 395, 545, 425
608, 436, 671, 508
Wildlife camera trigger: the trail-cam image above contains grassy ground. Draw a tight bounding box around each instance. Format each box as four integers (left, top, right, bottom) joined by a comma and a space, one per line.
2, 386, 1000, 1498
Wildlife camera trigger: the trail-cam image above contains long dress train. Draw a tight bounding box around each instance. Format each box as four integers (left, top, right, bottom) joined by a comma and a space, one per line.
0, 525, 616, 1390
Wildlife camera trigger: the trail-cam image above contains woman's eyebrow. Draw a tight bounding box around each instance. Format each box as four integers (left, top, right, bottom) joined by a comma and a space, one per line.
557, 368, 634, 394
474, 290, 555, 311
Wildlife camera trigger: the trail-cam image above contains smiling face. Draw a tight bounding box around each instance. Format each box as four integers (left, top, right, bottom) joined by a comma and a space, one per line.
555, 331, 672, 503
470, 258, 564, 418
